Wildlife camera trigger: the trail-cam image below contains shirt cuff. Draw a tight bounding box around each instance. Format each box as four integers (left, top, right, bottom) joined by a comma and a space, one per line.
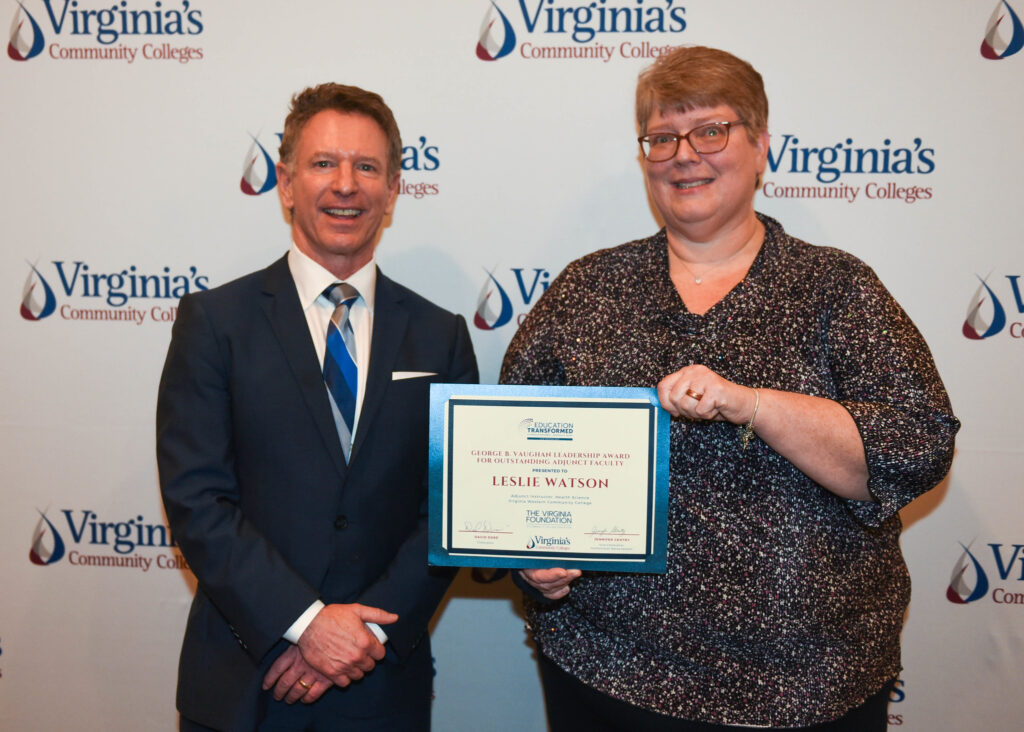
283, 600, 325, 644
365, 622, 389, 644
282, 601, 389, 645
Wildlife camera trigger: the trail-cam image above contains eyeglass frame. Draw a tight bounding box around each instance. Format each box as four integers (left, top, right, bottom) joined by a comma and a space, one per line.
637, 120, 746, 162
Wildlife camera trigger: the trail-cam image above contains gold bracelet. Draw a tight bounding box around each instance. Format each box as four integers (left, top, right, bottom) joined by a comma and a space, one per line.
739, 388, 759, 450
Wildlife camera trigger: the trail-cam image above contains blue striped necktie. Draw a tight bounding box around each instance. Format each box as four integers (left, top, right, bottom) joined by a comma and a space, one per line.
323, 282, 359, 460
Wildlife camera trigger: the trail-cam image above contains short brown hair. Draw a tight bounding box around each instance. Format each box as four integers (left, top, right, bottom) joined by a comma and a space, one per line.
636, 46, 768, 139
278, 83, 402, 178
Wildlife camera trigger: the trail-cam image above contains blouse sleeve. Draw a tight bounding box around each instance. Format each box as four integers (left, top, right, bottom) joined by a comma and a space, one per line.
825, 256, 960, 527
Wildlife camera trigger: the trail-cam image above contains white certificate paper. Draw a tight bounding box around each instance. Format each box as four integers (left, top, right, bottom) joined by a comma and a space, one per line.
428, 384, 669, 573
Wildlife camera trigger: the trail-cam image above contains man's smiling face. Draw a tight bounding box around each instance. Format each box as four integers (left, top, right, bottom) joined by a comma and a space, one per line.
277, 110, 399, 279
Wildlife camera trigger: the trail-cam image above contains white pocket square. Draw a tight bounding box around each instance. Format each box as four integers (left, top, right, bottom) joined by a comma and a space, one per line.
392, 371, 438, 380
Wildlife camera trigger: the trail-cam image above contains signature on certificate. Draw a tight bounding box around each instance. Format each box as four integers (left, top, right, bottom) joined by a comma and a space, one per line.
462, 520, 511, 532
589, 525, 626, 534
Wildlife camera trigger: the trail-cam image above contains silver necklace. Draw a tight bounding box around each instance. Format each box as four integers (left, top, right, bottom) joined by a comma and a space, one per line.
673, 228, 758, 285
675, 258, 724, 285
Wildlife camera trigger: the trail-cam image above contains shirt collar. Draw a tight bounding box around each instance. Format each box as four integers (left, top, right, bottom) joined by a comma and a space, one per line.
287, 243, 377, 313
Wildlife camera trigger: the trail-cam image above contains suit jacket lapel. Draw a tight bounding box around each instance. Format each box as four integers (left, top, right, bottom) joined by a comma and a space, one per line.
350, 270, 408, 464
259, 256, 349, 481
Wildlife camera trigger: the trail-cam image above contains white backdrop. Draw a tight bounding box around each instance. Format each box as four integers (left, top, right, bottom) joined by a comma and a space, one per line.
3, 1, 1023, 730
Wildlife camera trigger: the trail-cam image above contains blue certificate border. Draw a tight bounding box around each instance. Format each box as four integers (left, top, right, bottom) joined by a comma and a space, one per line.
428, 384, 669, 573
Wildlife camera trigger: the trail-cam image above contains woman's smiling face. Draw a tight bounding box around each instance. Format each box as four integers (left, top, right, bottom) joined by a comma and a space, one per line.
643, 105, 768, 243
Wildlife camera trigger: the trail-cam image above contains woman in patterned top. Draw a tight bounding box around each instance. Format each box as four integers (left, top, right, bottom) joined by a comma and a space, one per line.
500, 45, 959, 731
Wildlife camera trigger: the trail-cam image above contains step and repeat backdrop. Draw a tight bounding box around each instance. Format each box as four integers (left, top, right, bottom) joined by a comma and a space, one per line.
3, 1, 1022, 730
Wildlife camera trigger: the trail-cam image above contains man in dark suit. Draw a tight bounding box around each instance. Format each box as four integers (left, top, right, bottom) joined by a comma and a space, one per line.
157, 83, 477, 731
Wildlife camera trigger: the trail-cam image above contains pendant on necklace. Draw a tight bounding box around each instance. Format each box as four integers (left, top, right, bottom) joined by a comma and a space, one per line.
694, 277, 702, 285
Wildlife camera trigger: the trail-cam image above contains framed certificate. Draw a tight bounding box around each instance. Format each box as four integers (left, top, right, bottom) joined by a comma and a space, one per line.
428, 384, 669, 573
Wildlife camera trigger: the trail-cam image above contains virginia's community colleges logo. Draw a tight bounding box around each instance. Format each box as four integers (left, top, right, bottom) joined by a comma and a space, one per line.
981, 0, 1024, 60
28, 507, 190, 572
477, 1, 516, 60
947, 540, 1024, 605
474, 266, 550, 329
28, 509, 65, 565
18, 259, 208, 325
240, 133, 280, 196
241, 130, 441, 199
760, 133, 935, 205
8, 1, 44, 60
526, 534, 571, 549
7, 0, 205, 64
20, 261, 56, 321
475, 269, 514, 329
962, 273, 1024, 340
475, 0, 687, 63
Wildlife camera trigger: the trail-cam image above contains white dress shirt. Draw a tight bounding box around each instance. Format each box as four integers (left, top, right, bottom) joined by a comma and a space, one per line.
281, 243, 387, 645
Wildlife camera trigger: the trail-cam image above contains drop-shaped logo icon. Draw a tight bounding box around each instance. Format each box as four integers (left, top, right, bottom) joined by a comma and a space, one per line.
240, 135, 278, 196
947, 542, 989, 604
20, 263, 57, 321
962, 275, 1006, 339
474, 269, 514, 330
981, 0, 1024, 59
7, 1, 44, 61
477, 1, 516, 61
29, 510, 66, 566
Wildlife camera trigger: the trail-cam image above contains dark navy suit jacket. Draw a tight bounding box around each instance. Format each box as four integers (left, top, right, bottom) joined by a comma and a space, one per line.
156, 255, 477, 730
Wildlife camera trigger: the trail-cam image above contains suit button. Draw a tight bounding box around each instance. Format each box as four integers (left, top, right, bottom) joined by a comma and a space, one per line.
334, 515, 348, 530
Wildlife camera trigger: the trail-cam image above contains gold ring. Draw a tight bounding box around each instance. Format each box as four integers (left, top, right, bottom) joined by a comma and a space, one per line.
297, 679, 312, 690
685, 388, 703, 400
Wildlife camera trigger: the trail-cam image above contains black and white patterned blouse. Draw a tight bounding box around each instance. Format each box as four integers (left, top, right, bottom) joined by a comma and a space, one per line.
500, 213, 959, 727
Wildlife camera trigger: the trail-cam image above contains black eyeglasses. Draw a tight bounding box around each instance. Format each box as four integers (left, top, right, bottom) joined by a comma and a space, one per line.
638, 121, 745, 162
